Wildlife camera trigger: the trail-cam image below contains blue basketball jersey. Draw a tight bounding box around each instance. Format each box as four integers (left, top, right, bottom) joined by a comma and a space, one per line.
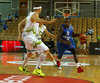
57, 24, 75, 49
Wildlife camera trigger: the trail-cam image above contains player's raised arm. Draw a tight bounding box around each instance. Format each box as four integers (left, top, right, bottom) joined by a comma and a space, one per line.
57, 26, 71, 45
31, 13, 58, 24
17, 18, 26, 40
44, 28, 56, 38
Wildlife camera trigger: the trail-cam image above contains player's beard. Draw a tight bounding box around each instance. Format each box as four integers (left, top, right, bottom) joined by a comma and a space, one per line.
66, 25, 69, 28
39, 9, 42, 15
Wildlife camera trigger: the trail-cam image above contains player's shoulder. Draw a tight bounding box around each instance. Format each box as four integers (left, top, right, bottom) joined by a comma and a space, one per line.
30, 12, 38, 17
29, 12, 34, 15
69, 24, 73, 30
60, 24, 65, 27
27, 12, 35, 18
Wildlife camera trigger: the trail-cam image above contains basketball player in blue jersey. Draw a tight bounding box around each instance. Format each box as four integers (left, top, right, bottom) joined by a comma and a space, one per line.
56, 18, 84, 73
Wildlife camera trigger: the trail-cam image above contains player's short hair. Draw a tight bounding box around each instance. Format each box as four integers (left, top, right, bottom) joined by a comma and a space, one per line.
64, 18, 70, 23
33, 4, 42, 11
64, 18, 70, 21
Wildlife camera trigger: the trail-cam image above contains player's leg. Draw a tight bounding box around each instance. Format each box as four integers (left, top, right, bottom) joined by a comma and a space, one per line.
30, 51, 57, 68
33, 50, 49, 77
22, 50, 36, 67
19, 36, 36, 74
19, 51, 34, 74
68, 48, 84, 73
35, 49, 49, 69
34, 41, 57, 67
56, 44, 66, 69
30, 50, 37, 59
83, 44, 87, 55
68, 48, 78, 63
47, 52, 56, 65
24, 48, 57, 67
32, 41, 49, 77
81, 44, 84, 55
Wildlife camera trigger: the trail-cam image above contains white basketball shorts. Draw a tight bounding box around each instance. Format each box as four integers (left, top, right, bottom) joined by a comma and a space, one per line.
22, 35, 49, 54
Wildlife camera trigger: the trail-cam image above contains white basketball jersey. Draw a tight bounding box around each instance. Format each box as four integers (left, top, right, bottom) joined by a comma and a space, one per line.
22, 12, 39, 37
36, 25, 46, 39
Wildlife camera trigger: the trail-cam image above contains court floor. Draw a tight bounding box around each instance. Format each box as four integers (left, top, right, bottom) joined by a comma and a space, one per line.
0, 53, 100, 83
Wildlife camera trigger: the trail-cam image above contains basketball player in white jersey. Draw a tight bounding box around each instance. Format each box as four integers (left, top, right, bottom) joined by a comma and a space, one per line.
18, 4, 57, 77
23, 22, 62, 70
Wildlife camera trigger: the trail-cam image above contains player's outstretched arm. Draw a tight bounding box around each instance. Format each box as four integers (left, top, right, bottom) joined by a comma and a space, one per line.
17, 18, 26, 40
31, 13, 58, 24
44, 28, 56, 38
57, 26, 71, 45
72, 32, 80, 37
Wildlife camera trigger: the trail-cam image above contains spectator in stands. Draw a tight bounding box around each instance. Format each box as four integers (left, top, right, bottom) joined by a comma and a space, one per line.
51, 14, 55, 20
48, 38, 54, 54
46, 13, 50, 20
80, 40, 87, 55
51, 26, 55, 31
86, 27, 93, 36
3, 22, 8, 30
6, 13, 12, 22
50, 26, 55, 34
14, 11, 19, 19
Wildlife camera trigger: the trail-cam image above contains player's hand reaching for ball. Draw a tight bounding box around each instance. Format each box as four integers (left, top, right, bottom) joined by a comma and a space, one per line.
65, 40, 71, 45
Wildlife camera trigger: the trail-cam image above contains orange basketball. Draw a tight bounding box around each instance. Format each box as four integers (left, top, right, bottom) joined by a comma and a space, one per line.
78, 33, 87, 42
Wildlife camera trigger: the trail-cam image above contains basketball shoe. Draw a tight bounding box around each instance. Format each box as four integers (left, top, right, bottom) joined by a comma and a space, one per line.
77, 67, 84, 73
54, 65, 62, 70
33, 67, 46, 77
54, 59, 62, 70
19, 66, 29, 74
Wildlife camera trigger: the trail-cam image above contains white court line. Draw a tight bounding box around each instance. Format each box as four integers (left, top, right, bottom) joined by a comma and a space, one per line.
63, 54, 87, 56
6, 61, 90, 66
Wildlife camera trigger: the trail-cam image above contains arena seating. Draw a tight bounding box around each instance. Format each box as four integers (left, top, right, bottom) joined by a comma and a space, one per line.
0, 17, 99, 54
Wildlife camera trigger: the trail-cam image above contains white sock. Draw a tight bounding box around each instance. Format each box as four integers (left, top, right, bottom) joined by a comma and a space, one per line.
53, 60, 56, 65
35, 53, 46, 69
76, 63, 81, 68
22, 54, 29, 67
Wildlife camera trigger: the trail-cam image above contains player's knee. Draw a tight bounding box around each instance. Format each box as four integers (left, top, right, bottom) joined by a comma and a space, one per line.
45, 49, 49, 53
43, 49, 49, 55
30, 54, 36, 59
27, 53, 33, 57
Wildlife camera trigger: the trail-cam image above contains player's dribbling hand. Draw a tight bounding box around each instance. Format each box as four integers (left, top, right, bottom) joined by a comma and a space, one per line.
65, 40, 71, 45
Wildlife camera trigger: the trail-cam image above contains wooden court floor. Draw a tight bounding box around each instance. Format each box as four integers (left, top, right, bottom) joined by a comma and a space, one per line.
0, 53, 100, 83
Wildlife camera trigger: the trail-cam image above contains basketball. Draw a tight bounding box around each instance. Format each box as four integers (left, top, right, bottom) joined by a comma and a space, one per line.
78, 33, 87, 42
